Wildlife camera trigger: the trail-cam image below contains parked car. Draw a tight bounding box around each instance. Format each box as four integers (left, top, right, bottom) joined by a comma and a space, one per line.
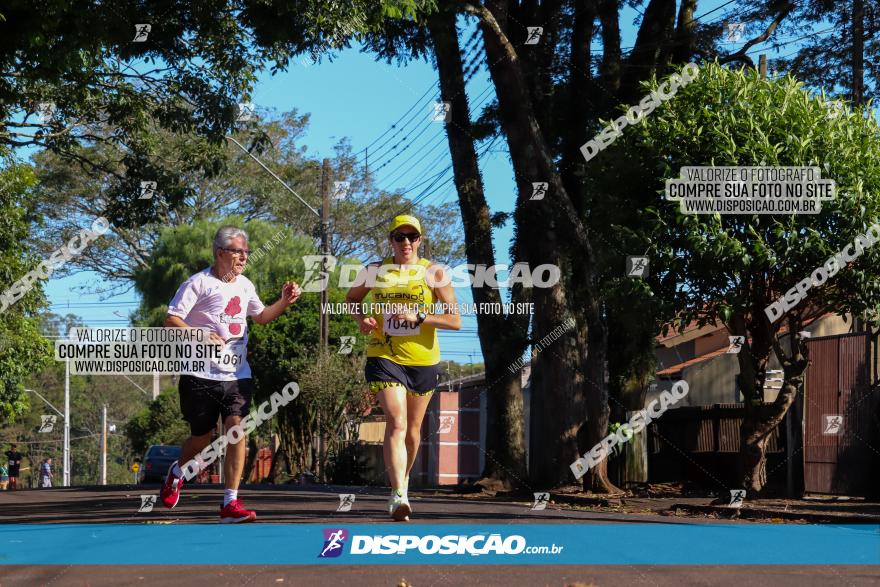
139, 445, 181, 484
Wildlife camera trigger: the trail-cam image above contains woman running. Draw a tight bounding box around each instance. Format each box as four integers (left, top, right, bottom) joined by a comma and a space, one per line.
345, 214, 460, 521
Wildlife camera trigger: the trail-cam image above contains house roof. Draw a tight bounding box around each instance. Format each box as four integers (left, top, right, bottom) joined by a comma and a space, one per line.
654, 312, 835, 377
656, 346, 730, 376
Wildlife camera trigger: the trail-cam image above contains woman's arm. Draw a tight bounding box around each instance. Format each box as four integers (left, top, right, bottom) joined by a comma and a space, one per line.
345, 265, 378, 334
393, 264, 461, 330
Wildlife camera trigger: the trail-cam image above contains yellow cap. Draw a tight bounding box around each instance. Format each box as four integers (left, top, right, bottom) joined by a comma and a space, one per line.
389, 214, 422, 235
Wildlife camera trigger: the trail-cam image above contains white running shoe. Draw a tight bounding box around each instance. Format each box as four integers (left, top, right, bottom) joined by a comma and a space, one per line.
388, 488, 411, 522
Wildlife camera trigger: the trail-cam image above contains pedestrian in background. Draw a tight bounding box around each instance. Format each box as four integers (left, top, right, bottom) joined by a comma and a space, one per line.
5, 444, 22, 490
40, 457, 53, 488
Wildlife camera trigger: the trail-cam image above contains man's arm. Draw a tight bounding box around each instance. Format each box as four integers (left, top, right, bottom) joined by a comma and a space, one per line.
252, 281, 301, 325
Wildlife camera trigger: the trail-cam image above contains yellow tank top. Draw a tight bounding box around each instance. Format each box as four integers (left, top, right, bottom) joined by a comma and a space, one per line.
366, 257, 440, 366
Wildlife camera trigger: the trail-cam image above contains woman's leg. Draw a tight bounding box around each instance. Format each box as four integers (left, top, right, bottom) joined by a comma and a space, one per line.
404, 392, 434, 482
376, 385, 408, 490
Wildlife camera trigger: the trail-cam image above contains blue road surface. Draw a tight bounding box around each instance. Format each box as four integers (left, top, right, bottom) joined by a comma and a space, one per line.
1, 524, 878, 565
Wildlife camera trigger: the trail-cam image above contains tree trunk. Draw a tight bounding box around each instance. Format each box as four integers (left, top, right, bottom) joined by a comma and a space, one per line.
474, 0, 614, 491
428, 7, 529, 490
853, 0, 865, 105
734, 313, 808, 494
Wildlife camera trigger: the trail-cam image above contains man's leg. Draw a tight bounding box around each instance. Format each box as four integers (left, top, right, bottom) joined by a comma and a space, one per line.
9, 476, 16, 490
222, 415, 245, 492
217, 379, 256, 522
179, 431, 215, 471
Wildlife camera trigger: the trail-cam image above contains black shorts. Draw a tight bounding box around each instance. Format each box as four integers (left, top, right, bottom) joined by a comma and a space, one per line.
365, 357, 440, 396
178, 375, 254, 436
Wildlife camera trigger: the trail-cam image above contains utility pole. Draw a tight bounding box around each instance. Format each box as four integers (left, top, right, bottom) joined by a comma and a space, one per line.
317, 158, 332, 482
152, 374, 160, 400
63, 359, 70, 487
101, 404, 107, 485
853, 0, 864, 105
758, 54, 767, 79
320, 158, 331, 353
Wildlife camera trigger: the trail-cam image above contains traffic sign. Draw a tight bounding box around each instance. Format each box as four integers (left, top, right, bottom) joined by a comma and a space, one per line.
131, 463, 140, 472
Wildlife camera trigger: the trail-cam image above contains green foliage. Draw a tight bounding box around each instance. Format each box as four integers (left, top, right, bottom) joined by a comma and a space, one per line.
604, 62, 880, 331
0, 157, 52, 423
125, 388, 190, 457
292, 352, 371, 479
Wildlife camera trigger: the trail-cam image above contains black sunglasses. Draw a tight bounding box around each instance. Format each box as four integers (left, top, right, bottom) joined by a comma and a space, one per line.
391, 232, 421, 243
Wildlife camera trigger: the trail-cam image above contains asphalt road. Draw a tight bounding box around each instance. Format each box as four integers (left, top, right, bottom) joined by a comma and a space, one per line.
1, 485, 877, 587
2, 564, 879, 587
0, 483, 691, 525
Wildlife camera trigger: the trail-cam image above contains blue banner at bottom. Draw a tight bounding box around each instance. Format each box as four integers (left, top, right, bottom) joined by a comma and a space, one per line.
0, 524, 877, 565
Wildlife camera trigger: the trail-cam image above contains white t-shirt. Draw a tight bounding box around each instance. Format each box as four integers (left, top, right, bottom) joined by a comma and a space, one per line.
167, 268, 266, 381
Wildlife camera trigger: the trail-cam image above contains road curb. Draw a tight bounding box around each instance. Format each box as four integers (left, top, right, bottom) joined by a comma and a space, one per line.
667, 502, 880, 524
549, 493, 613, 507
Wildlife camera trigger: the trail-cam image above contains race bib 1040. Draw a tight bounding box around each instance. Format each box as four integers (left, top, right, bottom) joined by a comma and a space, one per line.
383, 315, 420, 337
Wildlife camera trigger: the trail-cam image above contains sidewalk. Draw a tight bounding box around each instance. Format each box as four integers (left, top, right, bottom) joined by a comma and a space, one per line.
464, 483, 880, 524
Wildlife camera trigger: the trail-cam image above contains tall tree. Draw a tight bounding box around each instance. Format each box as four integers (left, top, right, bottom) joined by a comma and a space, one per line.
613, 63, 880, 492
427, 5, 529, 489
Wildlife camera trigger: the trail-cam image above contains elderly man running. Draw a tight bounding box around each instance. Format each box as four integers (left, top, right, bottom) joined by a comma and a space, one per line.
159, 225, 301, 523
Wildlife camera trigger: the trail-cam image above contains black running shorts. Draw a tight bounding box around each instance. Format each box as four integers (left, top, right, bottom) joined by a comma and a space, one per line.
365, 357, 440, 396
178, 375, 255, 436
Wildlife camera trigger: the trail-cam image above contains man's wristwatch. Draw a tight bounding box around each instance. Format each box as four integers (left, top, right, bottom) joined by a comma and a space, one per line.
416, 312, 427, 325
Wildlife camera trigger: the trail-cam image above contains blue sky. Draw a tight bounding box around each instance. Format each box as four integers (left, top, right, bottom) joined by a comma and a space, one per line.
39, 1, 781, 364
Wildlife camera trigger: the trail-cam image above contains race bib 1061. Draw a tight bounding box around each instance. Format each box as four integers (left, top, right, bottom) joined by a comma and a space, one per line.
213, 338, 246, 372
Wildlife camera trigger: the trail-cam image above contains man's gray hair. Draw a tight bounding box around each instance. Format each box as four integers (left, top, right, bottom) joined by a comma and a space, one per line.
213, 226, 249, 255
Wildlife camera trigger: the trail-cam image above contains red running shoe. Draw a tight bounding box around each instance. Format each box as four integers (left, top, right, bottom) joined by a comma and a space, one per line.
219, 499, 257, 524
160, 462, 183, 509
